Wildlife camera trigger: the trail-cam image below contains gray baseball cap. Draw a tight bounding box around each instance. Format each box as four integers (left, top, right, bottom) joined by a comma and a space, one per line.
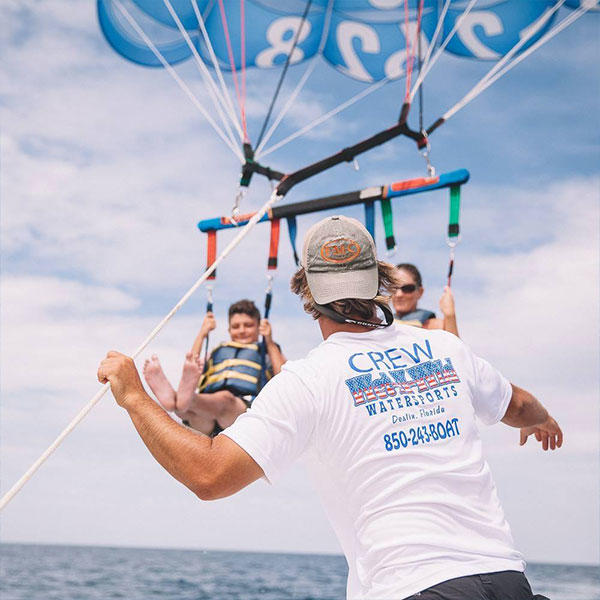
302, 215, 378, 305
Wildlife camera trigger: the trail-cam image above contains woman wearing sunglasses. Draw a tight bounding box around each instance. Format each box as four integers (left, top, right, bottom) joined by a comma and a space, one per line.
392, 263, 459, 336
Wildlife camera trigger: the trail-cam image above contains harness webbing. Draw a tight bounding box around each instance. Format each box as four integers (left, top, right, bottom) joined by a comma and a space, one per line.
268, 218, 281, 270
380, 196, 395, 251
447, 184, 461, 286
364, 200, 376, 241
286, 216, 300, 266
206, 230, 217, 280
448, 184, 461, 240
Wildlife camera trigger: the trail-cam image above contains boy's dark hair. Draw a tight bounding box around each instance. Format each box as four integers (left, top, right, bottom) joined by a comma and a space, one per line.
395, 263, 423, 288
228, 299, 260, 323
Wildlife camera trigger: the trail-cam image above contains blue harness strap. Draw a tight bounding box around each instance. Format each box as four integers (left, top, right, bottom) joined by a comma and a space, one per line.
286, 216, 299, 266
364, 200, 376, 241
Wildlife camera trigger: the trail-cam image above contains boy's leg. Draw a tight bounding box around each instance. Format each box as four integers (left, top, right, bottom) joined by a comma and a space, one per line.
143, 355, 176, 411
176, 408, 216, 437
191, 390, 248, 429
176, 352, 204, 413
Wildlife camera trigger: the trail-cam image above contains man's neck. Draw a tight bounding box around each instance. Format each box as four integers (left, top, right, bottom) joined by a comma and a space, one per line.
318, 316, 377, 340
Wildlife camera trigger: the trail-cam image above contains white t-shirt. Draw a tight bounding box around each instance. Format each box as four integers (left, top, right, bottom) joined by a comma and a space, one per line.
223, 323, 524, 600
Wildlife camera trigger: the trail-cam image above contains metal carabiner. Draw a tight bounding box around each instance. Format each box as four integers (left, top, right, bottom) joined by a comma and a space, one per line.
230, 187, 247, 226
265, 273, 274, 294
420, 132, 436, 178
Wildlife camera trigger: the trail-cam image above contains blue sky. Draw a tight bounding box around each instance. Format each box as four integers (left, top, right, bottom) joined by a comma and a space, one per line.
1, 1, 598, 565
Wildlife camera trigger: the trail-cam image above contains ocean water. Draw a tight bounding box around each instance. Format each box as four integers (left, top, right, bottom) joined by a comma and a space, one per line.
0, 543, 598, 600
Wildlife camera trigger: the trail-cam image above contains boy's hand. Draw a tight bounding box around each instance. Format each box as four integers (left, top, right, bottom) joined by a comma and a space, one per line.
98, 351, 146, 409
200, 312, 217, 337
439, 286, 456, 318
259, 319, 273, 343
519, 416, 563, 451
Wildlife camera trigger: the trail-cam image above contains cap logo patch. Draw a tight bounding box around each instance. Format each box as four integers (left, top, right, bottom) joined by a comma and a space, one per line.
320, 238, 361, 263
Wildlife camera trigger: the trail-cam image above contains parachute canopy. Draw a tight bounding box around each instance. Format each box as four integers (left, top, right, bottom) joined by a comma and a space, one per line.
98, 0, 593, 83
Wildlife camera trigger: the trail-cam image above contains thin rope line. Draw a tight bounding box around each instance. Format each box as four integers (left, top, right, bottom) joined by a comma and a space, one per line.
113, 0, 244, 162
240, 0, 247, 136
442, 2, 590, 122
255, 0, 314, 150
255, 0, 335, 158
409, 0, 478, 104
418, 0, 452, 77
405, 0, 425, 102
0, 188, 283, 512
190, 0, 244, 141
403, 0, 411, 100
217, 0, 248, 141
162, 0, 241, 153
259, 79, 389, 159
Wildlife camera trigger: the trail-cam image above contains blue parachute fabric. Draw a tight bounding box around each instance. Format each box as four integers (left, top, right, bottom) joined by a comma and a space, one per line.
442, 1, 558, 60
98, 0, 589, 79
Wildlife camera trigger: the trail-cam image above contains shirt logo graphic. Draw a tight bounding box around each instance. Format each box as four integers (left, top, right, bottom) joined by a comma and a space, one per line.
320, 238, 361, 263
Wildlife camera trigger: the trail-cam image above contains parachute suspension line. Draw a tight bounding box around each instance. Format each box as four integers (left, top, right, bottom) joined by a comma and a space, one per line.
404, 0, 425, 103
409, 0, 478, 104
417, 10, 424, 134
0, 187, 284, 513
442, 0, 587, 124
258, 79, 389, 159
190, 0, 244, 141
161, 0, 241, 153
240, 0, 248, 137
254, 0, 335, 158
112, 0, 244, 162
255, 0, 314, 151
416, 0, 452, 87
217, 0, 249, 141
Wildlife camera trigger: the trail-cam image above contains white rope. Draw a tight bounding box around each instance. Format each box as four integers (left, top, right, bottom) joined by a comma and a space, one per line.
258, 78, 389, 159
254, 0, 336, 158
113, 0, 244, 162
162, 0, 241, 152
190, 0, 244, 142
409, 0, 479, 104
0, 189, 283, 512
442, 2, 592, 122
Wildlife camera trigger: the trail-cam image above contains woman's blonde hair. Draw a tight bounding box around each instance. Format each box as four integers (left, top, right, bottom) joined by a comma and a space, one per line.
290, 261, 402, 320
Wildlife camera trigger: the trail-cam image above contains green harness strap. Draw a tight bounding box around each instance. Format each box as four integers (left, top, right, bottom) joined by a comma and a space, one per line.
448, 185, 461, 242
447, 185, 462, 286
380, 197, 395, 251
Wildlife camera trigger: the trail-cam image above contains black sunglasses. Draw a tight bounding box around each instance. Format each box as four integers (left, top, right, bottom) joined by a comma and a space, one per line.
399, 284, 418, 293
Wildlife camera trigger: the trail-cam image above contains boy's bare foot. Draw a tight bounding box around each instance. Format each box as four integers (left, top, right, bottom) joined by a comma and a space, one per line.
143, 355, 176, 411
176, 352, 205, 413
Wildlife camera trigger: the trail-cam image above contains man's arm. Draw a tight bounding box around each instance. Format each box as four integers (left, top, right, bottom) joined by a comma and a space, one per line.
502, 384, 563, 451
98, 351, 264, 500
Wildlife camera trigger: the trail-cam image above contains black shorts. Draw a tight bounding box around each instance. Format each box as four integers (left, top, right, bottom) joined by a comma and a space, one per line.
405, 570, 549, 600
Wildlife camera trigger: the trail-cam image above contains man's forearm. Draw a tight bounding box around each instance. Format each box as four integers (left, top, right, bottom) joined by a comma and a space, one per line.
502, 384, 549, 428
443, 314, 459, 337
123, 392, 213, 496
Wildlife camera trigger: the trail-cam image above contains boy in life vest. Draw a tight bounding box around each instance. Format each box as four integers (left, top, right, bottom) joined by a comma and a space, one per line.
143, 299, 286, 436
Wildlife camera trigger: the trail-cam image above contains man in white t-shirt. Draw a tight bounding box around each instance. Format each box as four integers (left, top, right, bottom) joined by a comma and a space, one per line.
98, 216, 562, 600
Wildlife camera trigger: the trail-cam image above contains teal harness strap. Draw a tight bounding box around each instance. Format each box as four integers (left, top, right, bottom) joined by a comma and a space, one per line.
380, 197, 395, 251
448, 185, 461, 241
447, 185, 462, 286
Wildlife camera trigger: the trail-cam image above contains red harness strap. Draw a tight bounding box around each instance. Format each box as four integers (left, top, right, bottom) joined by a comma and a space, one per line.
268, 218, 281, 270
206, 230, 217, 280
